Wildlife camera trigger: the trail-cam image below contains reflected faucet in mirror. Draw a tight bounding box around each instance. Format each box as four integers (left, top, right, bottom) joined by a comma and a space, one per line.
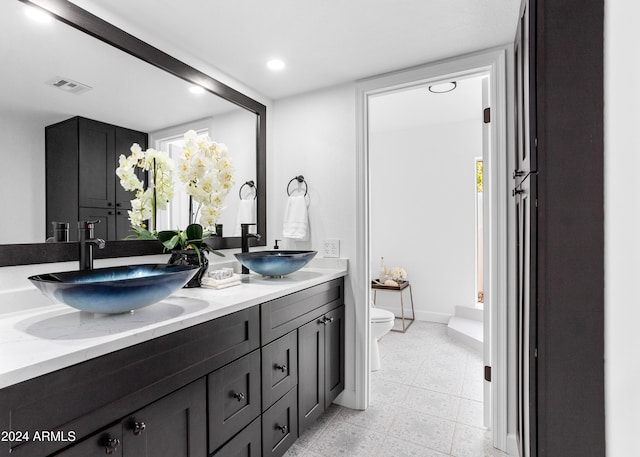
78, 220, 106, 270
240, 223, 261, 274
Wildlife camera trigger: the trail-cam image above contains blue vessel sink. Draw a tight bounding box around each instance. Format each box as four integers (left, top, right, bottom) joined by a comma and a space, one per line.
234, 250, 317, 277
28, 264, 200, 314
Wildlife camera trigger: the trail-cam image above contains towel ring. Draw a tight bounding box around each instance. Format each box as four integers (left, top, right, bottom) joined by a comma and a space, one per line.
286, 175, 308, 196
239, 180, 257, 200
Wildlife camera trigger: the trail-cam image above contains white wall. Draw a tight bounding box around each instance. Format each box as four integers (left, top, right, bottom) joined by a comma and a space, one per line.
370, 120, 482, 321
0, 114, 45, 244
604, 1, 640, 455
270, 84, 358, 403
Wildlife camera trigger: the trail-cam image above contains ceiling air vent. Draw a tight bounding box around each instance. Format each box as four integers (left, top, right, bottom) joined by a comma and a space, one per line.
46, 76, 92, 95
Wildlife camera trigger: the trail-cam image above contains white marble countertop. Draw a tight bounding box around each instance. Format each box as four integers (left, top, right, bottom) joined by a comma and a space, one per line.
0, 258, 348, 389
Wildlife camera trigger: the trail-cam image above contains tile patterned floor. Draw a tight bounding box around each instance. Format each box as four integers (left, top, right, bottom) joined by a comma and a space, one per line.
284, 321, 510, 457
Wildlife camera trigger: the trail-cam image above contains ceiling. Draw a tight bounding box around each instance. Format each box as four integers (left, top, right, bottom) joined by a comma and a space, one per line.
369, 76, 484, 133
69, 0, 521, 100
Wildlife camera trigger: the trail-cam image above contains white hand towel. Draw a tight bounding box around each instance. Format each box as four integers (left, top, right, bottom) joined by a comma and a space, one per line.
234, 199, 256, 236
282, 195, 309, 240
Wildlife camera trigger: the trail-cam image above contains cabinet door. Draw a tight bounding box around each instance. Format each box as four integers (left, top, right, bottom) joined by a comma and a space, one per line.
123, 379, 206, 457
114, 127, 148, 209
52, 424, 122, 457
262, 330, 298, 411
297, 317, 325, 434
262, 387, 297, 457
78, 207, 116, 241
78, 118, 115, 209
208, 350, 261, 453
324, 305, 345, 407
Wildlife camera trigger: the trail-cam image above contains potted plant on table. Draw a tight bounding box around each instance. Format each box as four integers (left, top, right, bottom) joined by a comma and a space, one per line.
116, 130, 234, 287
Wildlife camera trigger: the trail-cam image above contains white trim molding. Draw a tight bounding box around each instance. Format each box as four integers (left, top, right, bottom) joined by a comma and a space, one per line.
355, 46, 511, 452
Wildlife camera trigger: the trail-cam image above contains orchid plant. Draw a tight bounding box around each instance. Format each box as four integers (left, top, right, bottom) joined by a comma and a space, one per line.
115, 131, 233, 260
115, 143, 174, 232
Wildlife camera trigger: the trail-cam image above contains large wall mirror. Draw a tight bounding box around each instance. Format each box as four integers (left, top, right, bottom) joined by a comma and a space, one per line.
0, 0, 267, 266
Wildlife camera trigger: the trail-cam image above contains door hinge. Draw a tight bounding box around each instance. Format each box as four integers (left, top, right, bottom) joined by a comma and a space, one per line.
484, 365, 492, 382
483, 107, 491, 123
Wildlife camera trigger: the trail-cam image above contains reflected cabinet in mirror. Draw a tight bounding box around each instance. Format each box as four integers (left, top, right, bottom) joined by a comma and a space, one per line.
0, 0, 266, 266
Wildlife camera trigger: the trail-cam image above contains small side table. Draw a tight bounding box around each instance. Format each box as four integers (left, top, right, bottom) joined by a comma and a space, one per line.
372, 280, 415, 333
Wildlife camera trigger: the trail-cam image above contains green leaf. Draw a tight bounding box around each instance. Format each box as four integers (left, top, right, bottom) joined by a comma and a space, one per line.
160, 234, 180, 251
185, 224, 203, 242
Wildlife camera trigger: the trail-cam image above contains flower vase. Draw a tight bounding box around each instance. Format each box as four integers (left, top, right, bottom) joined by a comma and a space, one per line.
167, 250, 208, 288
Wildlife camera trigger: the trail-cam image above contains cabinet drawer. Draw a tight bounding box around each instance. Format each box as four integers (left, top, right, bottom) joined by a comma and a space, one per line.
208, 350, 261, 453
211, 417, 261, 457
261, 330, 298, 411
261, 278, 344, 344
52, 424, 122, 457
262, 386, 298, 457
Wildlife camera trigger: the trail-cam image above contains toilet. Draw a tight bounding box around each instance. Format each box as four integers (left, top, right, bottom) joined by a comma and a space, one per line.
370, 306, 395, 371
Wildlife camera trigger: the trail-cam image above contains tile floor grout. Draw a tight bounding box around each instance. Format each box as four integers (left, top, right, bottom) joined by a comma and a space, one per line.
284, 320, 510, 457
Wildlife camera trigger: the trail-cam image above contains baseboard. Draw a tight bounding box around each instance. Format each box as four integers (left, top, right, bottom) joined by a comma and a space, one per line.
333, 388, 359, 410
506, 433, 520, 457
375, 304, 451, 324
455, 304, 484, 322
447, 316, 483, 352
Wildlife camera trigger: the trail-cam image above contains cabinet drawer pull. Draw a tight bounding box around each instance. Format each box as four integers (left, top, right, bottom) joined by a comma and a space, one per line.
276, 424, 288, 434
320, 316, 335, 325
233, 391, 246, 402
132, 421, 146, 435
104, 437, 120, 454
274, 363, 287, 372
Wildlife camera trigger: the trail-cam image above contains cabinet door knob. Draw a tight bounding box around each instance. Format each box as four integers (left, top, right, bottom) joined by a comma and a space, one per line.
326, 316, 335, 324
132, 421, 146, 435
276, 424, 288, 434
104, 437, 120, 454
107, 202, 113, 207
108, 211, 113, 215
233, 392, 246, 402
275, 363, 287, 372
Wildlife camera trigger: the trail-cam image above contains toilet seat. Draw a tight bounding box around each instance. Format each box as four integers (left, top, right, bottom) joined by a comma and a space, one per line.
371, 307, 394, 323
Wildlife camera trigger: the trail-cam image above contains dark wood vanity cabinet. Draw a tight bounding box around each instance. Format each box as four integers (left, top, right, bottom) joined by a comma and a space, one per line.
0, 278, 345, 457
260, 278, 345, 448
45, 116, 148, 241
54, 379, 206, 457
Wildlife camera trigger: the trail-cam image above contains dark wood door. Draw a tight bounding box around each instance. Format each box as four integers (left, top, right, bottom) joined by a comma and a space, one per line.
123, 379, 206, 457
513, 2, 537, 456
324, 305, 345, 407
78, 118, 115, 209
297, 316, 325, 434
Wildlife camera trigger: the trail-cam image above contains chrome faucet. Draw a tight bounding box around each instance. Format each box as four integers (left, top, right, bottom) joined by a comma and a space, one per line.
78, 220, 106, 270
240, 223, 261, 274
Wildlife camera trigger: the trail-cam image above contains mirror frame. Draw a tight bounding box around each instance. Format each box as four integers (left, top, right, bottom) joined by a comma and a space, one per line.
0, 0, 267, 267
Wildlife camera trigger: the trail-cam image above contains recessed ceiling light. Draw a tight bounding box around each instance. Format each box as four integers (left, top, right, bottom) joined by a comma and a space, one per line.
189, 85, 205, 94
25, 6, 52, 23
428, 82, 457, 94
267, 59, 286, 71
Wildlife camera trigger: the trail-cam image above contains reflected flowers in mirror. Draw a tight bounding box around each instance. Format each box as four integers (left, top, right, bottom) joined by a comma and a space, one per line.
116, 143, 174, 230
178, 129, 234, 229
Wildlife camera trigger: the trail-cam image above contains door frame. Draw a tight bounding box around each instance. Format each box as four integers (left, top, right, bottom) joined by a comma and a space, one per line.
355, 46, 512, 451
